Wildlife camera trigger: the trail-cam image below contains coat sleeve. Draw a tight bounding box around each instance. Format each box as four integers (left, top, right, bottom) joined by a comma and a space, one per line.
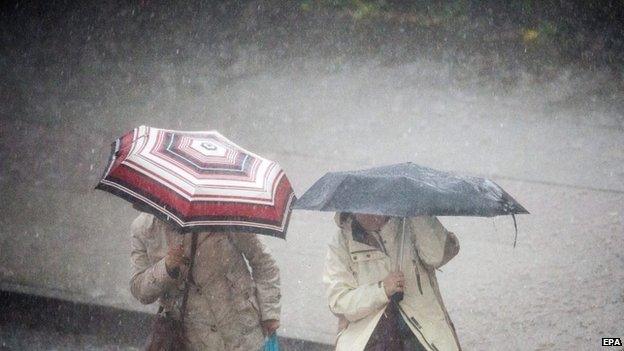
230, 234, 281, 321
323, 230, 389, 323
129, 215, 178, 305
410, 216, 460, 269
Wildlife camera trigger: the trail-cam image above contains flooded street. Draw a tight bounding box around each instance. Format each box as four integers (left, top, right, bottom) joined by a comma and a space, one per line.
1, 2, 623, 350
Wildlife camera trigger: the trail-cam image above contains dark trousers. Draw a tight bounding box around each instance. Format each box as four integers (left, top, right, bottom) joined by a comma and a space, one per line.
364, 301, 427, 351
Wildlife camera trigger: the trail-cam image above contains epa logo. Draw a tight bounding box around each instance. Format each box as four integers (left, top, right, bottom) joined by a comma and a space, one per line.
602, 338, 622, 347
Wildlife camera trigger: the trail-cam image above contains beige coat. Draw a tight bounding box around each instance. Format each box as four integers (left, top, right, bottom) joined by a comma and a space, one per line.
323, 215, 461, 351
130, 213, 281, 351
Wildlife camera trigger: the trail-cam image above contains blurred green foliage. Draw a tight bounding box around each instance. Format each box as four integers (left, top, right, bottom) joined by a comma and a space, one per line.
296, 0, 624, 65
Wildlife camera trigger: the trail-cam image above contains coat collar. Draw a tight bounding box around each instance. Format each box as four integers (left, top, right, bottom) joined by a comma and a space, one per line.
337, 214, 400, 254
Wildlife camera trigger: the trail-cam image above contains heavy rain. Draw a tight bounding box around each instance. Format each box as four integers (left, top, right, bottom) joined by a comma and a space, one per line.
1, 1, 623, 350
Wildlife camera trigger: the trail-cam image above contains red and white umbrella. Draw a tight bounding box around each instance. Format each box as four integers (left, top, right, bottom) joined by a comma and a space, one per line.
96, 126, 296, 238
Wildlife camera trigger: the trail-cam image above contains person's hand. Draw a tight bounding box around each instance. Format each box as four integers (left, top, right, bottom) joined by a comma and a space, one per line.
382, 271, 405, 297
261, 319, 280, 336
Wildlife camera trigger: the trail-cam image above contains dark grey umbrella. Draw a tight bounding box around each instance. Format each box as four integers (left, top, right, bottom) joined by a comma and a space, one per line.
293, 162, 528, 218
295, 162, 528, 250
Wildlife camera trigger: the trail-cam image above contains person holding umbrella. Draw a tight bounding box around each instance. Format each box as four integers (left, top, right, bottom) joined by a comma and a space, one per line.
324, 212, 460, 351
130, 211, 282, 350
96, 126, 296, 350
294, 162, 528, 351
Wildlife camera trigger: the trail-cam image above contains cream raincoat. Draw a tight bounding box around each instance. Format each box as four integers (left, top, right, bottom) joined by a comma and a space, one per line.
323, 214, 461, 351
130, 213, 281, 351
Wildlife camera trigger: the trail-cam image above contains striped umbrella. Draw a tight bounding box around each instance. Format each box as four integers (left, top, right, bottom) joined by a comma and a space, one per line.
96, 126, 296, 238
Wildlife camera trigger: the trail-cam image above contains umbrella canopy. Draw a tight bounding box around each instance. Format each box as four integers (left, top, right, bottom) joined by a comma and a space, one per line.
96, 126, 296, 238
293, 162, 528, 217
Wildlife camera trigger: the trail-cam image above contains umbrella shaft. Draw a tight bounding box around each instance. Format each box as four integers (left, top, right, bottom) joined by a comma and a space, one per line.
396, 217, 406, 271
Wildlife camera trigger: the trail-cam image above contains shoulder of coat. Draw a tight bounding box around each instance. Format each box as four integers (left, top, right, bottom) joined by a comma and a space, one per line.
386, 216, 402, 226
410, 215, 435, 226
130, 213, 156, 237
228, 231, 259, 246
333, 212, 346, 227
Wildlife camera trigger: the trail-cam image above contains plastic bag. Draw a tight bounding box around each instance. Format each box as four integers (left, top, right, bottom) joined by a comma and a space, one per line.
263, 334, 279, 351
